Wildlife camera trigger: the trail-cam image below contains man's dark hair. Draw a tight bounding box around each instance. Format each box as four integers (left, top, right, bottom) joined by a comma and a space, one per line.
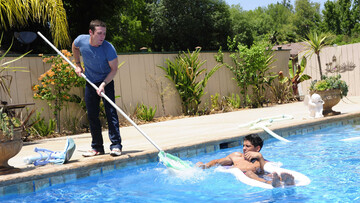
244, 134, 263, 151
89, 20, 106, 32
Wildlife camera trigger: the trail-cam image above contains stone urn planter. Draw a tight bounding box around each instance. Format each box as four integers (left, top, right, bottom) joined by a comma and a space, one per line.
0, 128, 23, 174
311, 89, 341, 116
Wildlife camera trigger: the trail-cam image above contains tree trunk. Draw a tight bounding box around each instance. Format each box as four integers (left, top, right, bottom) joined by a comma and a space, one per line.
317, 53, 323, 78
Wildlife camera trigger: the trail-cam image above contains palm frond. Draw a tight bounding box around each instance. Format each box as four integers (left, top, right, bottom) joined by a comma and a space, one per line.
0, 0, 70, 48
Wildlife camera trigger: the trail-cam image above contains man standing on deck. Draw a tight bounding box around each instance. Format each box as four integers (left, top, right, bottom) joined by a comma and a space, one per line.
72, 19, 122, 157
196, 134, 295, 187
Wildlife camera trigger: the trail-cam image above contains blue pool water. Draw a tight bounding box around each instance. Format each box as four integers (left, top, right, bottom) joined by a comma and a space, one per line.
1, 124, 360, 202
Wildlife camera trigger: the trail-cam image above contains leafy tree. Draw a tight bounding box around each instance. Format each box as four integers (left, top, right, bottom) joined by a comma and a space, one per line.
229, 3, 296, 46
63, 0, 152, 52
352, 0, 360, 24
148, 0, 231, 51
228, 5, 255, 48
250, 8, 273, 37
266, 3, 293, 31
0, 0, 70, 48
322, 0, 341, 34
352, 0, 360, 34
264, 3, 296, 44
322, 0, 360, 44
281, 0, 293, 10
293, 0, 321, 38
339, 0, 353, 35
102, 0, 152, 52
63, 0, 119, 40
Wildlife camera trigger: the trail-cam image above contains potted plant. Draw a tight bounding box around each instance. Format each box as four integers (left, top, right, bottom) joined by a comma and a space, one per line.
309, 75, 348, 116
0, 34, 29, 173
0, 107, 36, 174
0, 109, 23, 172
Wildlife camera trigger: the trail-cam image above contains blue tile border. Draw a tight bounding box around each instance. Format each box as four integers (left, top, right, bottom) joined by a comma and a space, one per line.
1, 114, 360, 196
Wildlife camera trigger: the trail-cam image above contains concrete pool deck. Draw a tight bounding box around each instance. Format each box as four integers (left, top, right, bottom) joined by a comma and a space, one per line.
1, 96, 360, 194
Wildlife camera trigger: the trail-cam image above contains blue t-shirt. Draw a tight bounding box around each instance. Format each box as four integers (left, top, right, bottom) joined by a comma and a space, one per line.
74, 35, 117, 83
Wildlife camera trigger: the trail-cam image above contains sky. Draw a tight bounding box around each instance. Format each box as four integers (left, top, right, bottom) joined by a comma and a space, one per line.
224, 0, 329, 11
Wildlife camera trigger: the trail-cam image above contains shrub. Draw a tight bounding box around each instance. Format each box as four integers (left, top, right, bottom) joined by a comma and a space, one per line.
29, 110, 56, 137
226, 93, 241, 109
216, 39, 277, 108
135, 103, 157, 122
32, 50, 86, 131
159, 49, 222, 115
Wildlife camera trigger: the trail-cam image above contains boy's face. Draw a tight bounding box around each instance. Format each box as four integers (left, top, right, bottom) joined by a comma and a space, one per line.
243, 140, 260, 153
89, 26, 106, 47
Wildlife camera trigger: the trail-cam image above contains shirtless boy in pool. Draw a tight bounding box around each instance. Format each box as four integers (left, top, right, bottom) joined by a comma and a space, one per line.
196, 134, 295, 187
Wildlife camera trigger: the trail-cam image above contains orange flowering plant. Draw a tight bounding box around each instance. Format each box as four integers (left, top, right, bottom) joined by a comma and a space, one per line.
32, 50, 85, 124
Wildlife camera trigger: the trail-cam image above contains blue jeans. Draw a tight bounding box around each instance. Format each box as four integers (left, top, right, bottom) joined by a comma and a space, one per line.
85, 81, 122, 153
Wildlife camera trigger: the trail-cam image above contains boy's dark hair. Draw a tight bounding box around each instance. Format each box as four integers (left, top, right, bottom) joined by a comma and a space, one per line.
89, 20, 106, 32
244, 134, 263, 151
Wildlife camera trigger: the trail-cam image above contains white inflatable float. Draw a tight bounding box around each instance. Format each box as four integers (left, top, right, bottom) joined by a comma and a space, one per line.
216, 162, 311, 189
340, 136, 360, 142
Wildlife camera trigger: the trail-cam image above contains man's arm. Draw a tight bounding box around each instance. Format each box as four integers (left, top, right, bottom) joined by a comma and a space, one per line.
196, 152, 237, 169
97, 57, 118, 96
72, 42, 83, 77
244, 151, 266, 173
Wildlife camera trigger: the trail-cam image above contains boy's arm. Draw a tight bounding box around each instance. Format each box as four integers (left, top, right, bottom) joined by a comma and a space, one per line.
97, 57, 118, 96
72, 42, 83, 77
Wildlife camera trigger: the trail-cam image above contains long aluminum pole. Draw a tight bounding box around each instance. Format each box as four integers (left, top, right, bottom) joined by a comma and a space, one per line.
37, 32, 163, 152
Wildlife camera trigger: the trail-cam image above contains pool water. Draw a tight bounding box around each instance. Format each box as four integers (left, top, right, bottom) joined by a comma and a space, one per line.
1, 124, 360, 202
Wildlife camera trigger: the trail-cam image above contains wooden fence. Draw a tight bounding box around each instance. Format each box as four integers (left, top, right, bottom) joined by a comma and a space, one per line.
1, 50, 290, 126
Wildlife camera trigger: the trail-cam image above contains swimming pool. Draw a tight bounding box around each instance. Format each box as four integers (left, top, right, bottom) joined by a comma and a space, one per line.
1, 124, 359, 202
